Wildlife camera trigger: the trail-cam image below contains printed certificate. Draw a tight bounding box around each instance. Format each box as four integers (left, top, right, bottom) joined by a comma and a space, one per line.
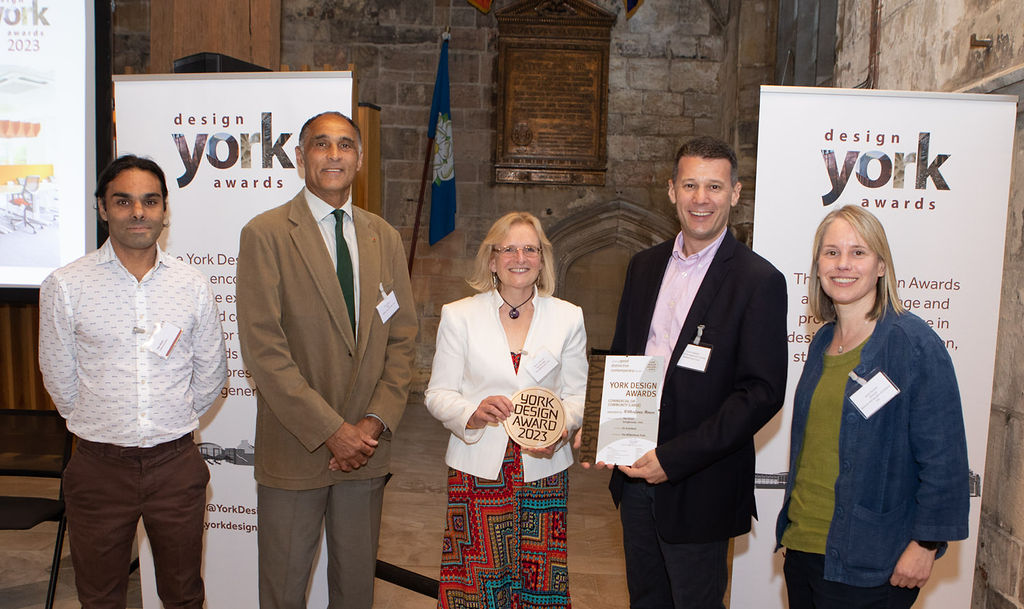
579, 355, 663, 465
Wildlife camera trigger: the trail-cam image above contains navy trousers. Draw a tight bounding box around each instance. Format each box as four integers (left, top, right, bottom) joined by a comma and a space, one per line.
784, 549, 921, 609
619, 479, 729, 609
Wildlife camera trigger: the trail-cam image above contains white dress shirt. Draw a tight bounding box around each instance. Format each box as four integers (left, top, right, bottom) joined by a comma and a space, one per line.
38, 240, 228, 447
305, 187, 361, 327
425, 289, 588, 482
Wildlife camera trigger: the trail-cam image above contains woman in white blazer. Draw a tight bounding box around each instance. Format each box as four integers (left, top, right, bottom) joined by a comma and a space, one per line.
425, 211, 587, 609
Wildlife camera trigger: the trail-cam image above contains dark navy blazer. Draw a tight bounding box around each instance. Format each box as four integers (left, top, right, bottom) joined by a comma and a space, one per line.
610, 229, 789, 543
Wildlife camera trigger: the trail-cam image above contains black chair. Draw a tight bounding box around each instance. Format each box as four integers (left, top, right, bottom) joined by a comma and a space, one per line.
0, 408, 72, 609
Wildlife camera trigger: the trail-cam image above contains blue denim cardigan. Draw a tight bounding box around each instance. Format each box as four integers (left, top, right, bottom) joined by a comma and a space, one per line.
775, 306, 970, 587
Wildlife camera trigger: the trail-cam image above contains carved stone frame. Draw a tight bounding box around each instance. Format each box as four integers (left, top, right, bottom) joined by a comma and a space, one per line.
494, 0, 616, 185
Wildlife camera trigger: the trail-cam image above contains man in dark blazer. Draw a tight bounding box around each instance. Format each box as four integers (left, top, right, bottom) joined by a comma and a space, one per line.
236, 112, 417, 609
609, 136, 787, 608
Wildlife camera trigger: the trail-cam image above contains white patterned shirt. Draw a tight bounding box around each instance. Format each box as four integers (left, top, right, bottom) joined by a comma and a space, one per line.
38, 240, 228, 447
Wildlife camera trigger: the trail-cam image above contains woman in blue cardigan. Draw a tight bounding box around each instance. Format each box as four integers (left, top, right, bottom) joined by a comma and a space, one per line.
775, 205, 969, 608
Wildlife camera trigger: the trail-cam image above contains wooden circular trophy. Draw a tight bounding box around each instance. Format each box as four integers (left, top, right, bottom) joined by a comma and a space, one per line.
503, 387, 565, 449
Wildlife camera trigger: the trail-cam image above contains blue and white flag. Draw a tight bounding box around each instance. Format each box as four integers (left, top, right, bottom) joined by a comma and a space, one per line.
428, 36, 456, 245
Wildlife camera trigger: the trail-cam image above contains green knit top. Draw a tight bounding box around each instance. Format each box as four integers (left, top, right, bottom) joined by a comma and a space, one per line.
781, 339, 867, 554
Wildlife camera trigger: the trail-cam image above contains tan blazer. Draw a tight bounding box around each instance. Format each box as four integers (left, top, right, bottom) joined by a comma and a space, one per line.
237, 191, 417, 490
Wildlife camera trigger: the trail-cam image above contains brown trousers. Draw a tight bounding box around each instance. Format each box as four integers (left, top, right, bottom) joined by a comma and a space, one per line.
63, 434, 209, 609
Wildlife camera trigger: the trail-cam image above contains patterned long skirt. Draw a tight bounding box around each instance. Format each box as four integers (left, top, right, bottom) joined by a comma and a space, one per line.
438, 440, 571, 609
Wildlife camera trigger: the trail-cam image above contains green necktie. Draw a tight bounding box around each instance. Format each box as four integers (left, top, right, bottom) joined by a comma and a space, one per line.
332, 209, 356, 333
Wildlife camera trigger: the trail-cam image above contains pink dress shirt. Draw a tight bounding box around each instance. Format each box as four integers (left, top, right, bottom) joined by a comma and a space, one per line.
644, 229, 727, 362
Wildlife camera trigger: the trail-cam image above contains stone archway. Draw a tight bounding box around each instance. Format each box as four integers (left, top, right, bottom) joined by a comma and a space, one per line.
545, 200, 677, 350
547, 199, 677, 296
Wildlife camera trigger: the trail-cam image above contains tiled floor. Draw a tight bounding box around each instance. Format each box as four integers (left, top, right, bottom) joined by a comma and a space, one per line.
0, 400, 629, 608
0, 478, 136, 609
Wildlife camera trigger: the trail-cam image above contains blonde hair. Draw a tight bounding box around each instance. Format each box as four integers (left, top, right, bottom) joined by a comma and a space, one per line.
808, 205, 905, 322
467, 212, 555, 296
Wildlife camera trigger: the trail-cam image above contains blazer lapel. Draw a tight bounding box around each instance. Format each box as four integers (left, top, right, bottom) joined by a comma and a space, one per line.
286, 196, 357, 352
487, 290, 523, 386
353, 209, 382, 359
667, 231, 737, 367
632, 241, 673, 354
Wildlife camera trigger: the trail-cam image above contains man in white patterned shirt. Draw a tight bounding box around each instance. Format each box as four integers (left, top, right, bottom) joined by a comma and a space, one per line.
38, 155, 227, 609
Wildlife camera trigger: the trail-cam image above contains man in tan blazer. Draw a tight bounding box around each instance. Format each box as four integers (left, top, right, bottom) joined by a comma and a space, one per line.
236, 111, 417, 609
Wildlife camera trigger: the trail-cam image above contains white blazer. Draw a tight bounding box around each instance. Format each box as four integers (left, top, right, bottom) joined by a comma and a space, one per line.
424, 289, 588, 482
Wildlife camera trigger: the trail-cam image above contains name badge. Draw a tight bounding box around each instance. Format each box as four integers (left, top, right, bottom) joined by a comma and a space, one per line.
376, 282, 399, 323
525, 347, 558, 381
676, 324, 711, 372
143, 322, 182, 359
849, 370, 900, 418
677, 344, 712, 372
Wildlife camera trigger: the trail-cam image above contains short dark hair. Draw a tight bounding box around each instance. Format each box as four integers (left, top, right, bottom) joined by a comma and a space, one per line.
298, 111, 362, 150
95, 155, 169, 201
673, 136, 738, 184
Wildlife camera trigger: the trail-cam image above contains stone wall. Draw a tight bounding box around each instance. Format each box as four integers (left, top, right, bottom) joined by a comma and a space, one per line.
276, 0, 776, 391
834, 2, 1024, 608
108, 0, 778, 391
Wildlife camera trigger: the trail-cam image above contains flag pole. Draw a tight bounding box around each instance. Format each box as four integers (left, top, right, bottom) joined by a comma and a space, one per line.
408, 26, 452, 276
408, 136, 434, 275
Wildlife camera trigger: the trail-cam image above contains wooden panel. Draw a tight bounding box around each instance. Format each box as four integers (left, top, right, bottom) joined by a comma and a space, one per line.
149, 0, 174, 73
171, 0, 250, 66
354, 104, 382, 216
0, 302, 52, 411
0, 304, 13, 408
149, 0, 280, 73
250, 0, 282, 70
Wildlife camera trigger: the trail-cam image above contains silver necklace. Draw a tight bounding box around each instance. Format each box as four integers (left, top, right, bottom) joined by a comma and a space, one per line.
836, 321, 871, 353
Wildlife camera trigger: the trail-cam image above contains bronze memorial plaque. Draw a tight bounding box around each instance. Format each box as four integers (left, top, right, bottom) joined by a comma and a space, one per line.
494, 0, 615, 185
504, 387, 566, 449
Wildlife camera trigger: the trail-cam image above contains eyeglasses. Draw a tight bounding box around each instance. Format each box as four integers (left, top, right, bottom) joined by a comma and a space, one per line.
493, 245, 542, 258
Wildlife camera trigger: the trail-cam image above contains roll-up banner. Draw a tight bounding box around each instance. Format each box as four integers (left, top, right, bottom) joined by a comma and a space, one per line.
114, 72, 355, 608
0, 0, 94, 287
738, 85, 1015, 609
